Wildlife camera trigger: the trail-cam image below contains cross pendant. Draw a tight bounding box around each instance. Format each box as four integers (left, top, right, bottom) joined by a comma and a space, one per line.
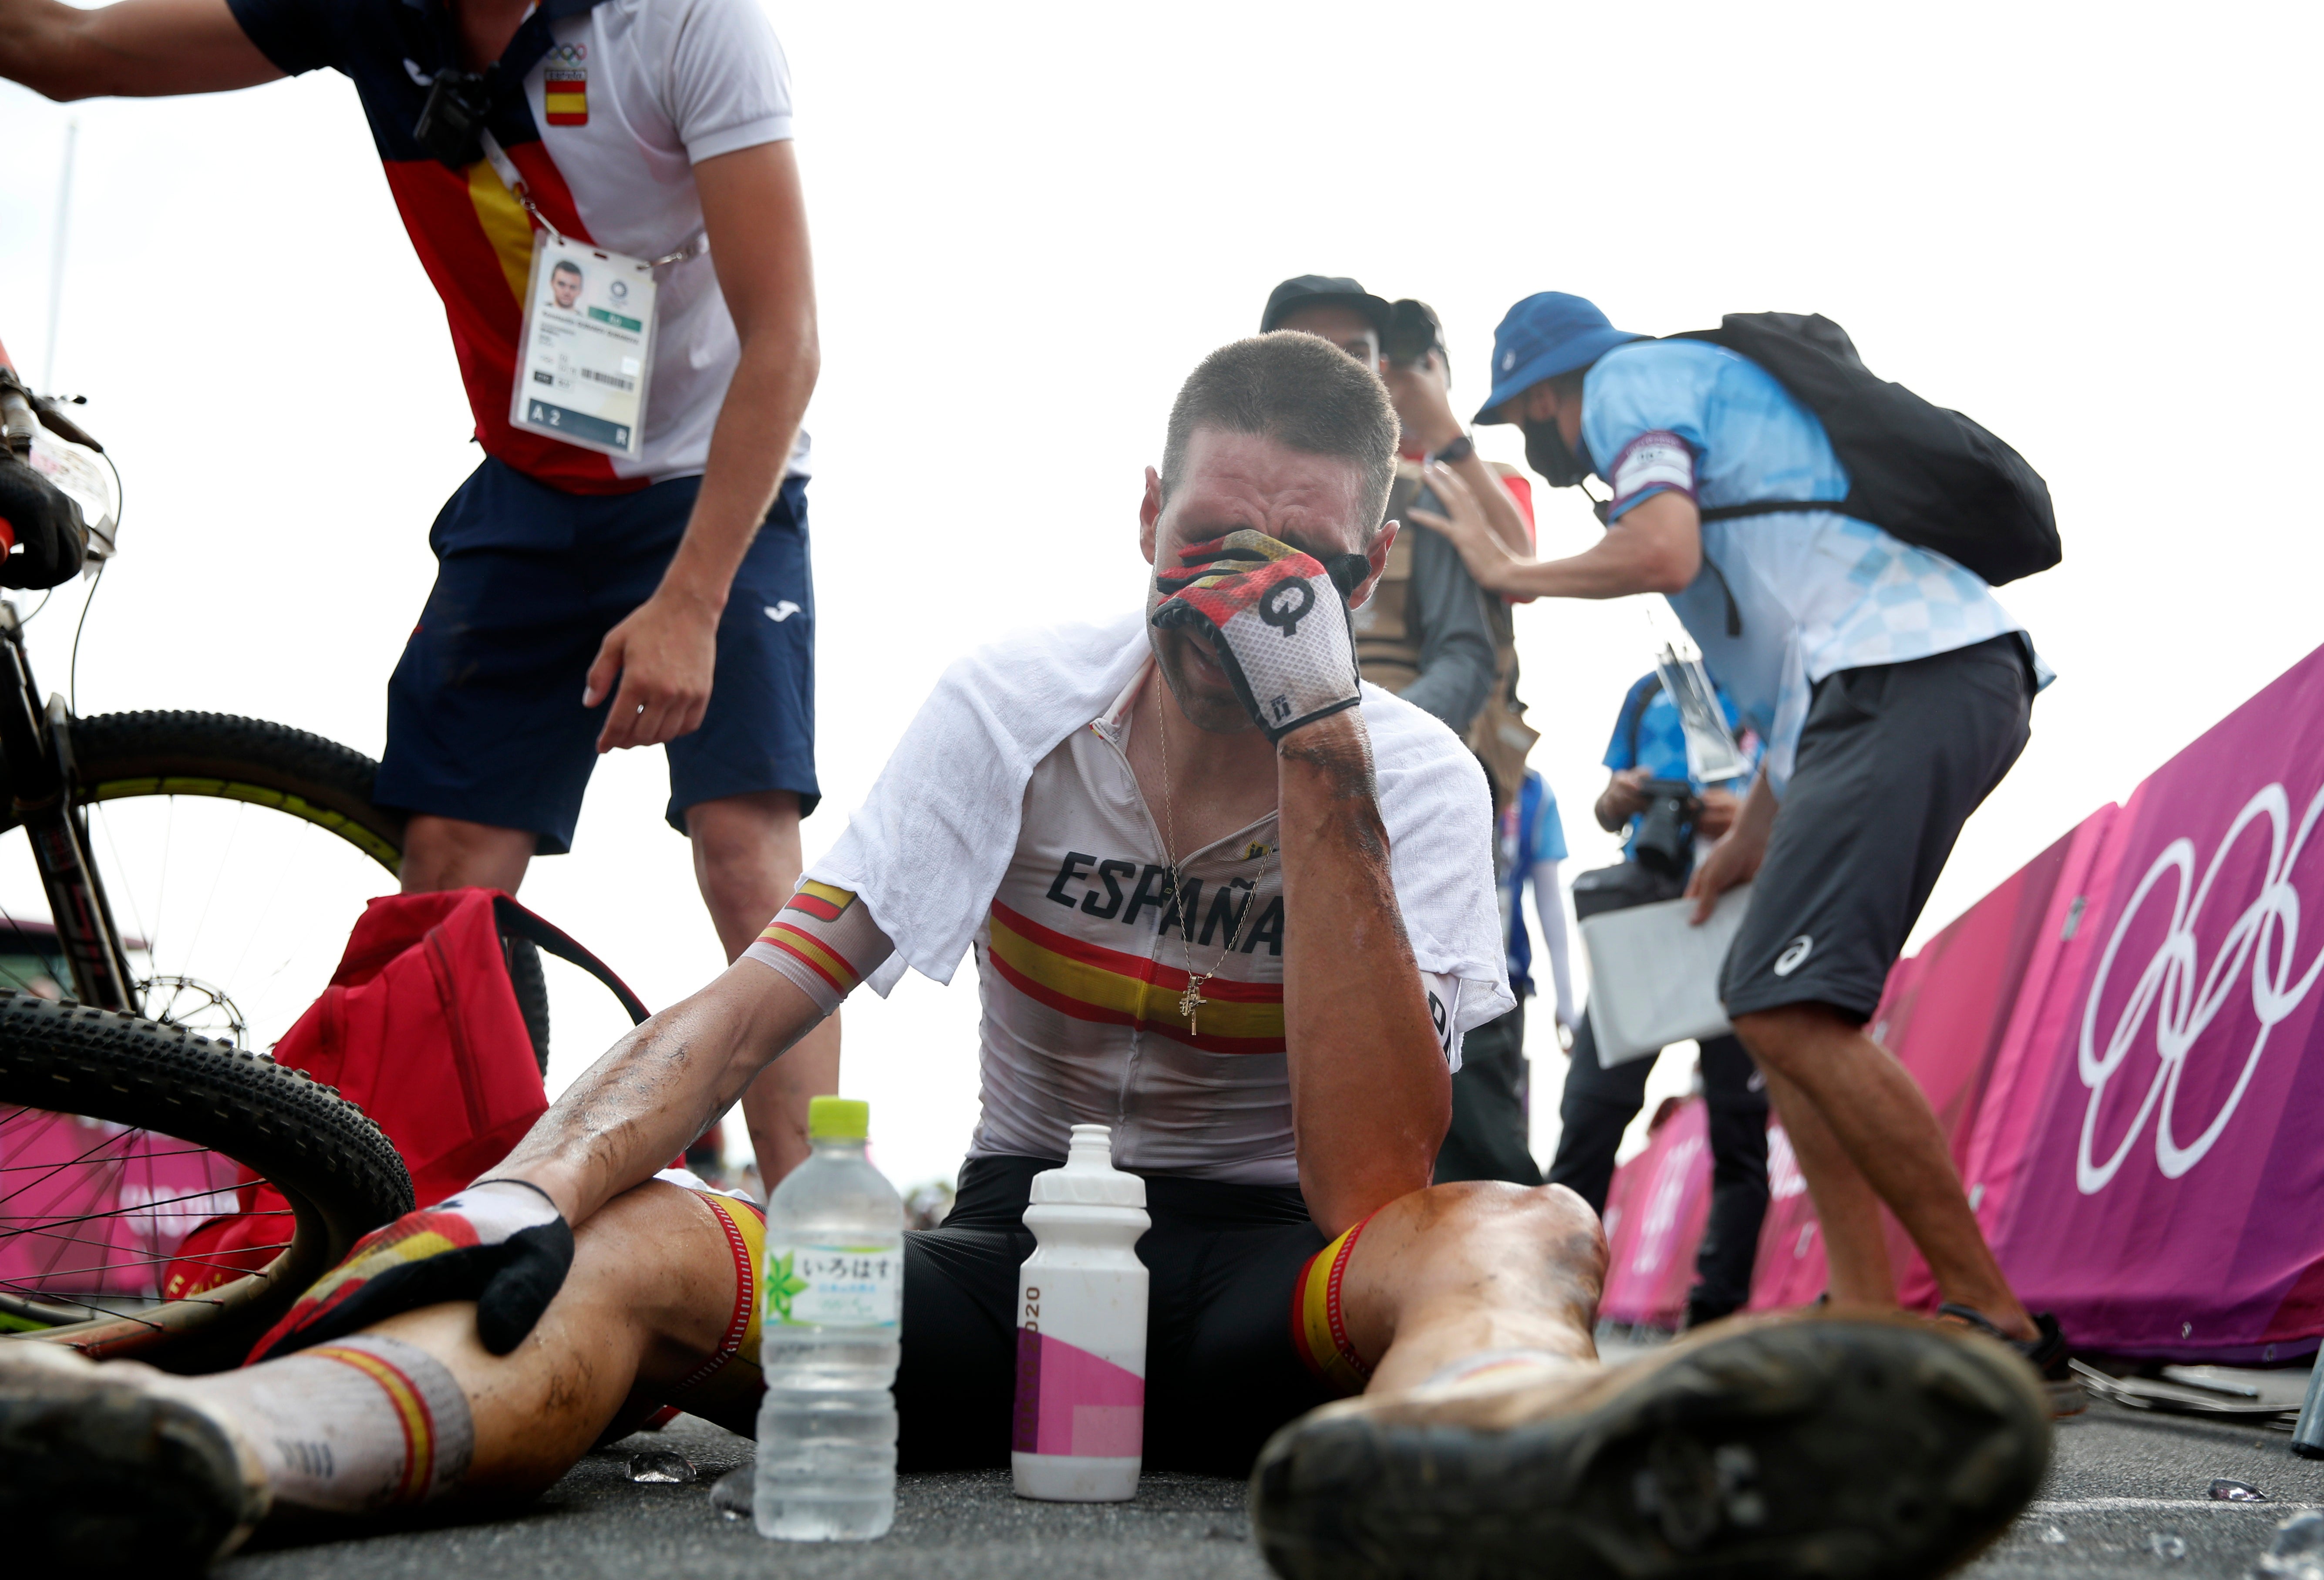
1179, 974, 1209, 1037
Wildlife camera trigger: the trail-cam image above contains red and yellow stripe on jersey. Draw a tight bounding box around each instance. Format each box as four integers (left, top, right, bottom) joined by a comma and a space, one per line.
984, 899, 1284, 1055
756, 880, 872, 999
380, 141, 636, 495
1290, 1210, 1379, 1396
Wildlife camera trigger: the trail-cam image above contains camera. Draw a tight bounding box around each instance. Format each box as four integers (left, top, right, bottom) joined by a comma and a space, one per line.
1629, 777, 1701, 878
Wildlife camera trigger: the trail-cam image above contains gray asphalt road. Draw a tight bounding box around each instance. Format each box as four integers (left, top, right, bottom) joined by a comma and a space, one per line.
216, 1388, 2324, 1580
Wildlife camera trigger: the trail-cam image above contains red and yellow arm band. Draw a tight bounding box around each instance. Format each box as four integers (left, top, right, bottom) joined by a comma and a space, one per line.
741, 880, 896, 1017
1289, 1209, 1380, 1397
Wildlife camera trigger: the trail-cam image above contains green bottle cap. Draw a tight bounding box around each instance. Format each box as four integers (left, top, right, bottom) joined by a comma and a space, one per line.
808, 1095, 869, 1140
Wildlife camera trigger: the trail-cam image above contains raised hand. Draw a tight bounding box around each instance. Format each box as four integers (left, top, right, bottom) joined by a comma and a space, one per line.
1150, 529, 1369, 745
1407, 461, 1527, 592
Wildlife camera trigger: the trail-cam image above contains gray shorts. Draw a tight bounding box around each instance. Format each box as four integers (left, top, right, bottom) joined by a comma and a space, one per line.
1720, 633, 2032, 1023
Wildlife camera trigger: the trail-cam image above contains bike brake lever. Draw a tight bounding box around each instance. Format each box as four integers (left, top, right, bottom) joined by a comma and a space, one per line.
32, 398, 101, 455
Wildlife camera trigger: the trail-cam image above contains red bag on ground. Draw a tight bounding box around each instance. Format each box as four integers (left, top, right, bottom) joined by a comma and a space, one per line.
165, 889, 644, 1300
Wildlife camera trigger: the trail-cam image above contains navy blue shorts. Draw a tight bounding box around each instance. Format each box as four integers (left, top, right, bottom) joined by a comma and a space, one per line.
376, 459, 818, 854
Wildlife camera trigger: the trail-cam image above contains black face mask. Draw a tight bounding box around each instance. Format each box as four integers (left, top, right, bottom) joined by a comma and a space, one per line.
1523, 418, 1593, 488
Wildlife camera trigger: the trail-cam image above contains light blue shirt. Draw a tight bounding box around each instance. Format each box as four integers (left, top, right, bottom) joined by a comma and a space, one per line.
1580, 339, 2048, 795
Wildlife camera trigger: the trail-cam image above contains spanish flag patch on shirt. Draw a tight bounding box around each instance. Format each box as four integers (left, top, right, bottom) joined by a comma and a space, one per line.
545, 66, 588, 125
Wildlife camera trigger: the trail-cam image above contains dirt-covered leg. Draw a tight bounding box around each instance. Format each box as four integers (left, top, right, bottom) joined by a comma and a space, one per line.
0, 1180, 747, 1568
1257, 1180, 2051, 1580
1322, 1180, 1605, 1395
1251, 1310, 2053, 1580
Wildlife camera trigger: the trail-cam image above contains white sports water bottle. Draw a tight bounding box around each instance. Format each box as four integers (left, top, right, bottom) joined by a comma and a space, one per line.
755, 1096, 904, 1541
1013, 1123, 1150, 1502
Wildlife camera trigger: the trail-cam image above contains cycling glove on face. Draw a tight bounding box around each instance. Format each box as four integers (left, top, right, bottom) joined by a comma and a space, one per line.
1151, 529, 1370, 744
247, 1179, 573, 1364
0, 458, 85, 590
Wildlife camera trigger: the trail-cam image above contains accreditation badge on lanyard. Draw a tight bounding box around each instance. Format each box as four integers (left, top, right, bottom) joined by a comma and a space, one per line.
487, 134, 698, 460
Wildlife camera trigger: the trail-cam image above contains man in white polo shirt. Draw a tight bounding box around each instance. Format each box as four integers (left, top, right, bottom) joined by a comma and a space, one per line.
0, 0, 837, 1173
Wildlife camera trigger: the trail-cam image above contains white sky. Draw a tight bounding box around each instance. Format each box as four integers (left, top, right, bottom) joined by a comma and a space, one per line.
2, 1, 2317, 1188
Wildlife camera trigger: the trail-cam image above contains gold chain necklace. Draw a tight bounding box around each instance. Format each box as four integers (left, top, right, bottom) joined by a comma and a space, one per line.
1153, 694, 1268, 1038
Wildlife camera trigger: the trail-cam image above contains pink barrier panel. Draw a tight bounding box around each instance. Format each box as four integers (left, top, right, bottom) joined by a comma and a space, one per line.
1976, 647, 2324, 1359
1749, 1119, 1826, 1308
1598, 1096, 1711, 1327
0, 1110, 242, 1299
1881, 832, 2077, 1311
1623, 640, 2324, 1354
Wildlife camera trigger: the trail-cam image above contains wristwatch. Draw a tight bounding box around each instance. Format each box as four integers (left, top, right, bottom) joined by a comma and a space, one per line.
1433, 433, 1476, 465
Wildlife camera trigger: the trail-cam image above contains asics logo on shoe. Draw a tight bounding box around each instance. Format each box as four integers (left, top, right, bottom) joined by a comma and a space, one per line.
1774, 935, 1814, 976
2077, 778, 2324, 1195
764, 601, 801, 623
1259, 580, 1314, 636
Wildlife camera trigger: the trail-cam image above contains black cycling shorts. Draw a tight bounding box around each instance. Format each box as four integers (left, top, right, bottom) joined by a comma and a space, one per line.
895, 1155, 1341, 1477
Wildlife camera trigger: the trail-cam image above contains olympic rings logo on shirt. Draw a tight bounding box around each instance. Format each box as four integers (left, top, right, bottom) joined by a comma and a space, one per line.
2075, 779, 2324, 1195
548, 43, 587, 63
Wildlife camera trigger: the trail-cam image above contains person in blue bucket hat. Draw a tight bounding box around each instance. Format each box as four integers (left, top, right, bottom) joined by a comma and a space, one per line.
1411, 289, 2081, 1412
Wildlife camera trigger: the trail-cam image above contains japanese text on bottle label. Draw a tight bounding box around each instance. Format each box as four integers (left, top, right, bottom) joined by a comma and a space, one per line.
765, 1243, 903, 1328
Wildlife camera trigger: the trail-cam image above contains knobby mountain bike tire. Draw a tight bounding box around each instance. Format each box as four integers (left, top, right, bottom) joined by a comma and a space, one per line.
58, 710, 408, 873
0, 710, 550, 1070
0, 994, 413, 1370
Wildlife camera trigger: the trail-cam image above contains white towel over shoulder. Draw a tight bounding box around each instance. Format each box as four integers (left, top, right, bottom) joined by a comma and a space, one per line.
808, 611, 1513, 1033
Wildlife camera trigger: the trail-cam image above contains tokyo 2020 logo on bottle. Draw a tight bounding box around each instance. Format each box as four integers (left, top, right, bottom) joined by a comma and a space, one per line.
2075, 780, 2324, 1195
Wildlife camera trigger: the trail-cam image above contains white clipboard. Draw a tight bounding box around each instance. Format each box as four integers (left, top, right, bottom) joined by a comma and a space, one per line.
1578, 883, 1754, 1066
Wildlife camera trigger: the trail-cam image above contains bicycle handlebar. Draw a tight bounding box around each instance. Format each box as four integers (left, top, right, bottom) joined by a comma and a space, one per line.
0, 370, 101, 458
0, 383, 34, 461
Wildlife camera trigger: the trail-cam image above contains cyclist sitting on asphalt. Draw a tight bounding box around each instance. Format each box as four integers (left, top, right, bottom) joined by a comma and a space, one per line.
0, 335, 2052, 1580
0, 0, 836, 1180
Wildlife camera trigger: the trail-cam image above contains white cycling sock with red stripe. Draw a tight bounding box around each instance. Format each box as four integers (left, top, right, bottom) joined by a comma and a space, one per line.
191, 1334, 475, 1514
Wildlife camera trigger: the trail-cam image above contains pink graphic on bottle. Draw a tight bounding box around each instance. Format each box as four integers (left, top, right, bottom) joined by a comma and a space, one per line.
1012, 1328, 1144, 1458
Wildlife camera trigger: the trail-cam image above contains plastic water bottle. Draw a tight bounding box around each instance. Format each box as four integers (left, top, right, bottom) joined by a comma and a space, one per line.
754, 1096, 903, 1541
1013, 1123, 1150, 1502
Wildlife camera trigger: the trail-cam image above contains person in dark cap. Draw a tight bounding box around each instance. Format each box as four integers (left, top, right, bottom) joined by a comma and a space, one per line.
1261, 276, 1499, 747
1261, 276, 1541, 1189
1412, 290, 2080, 1411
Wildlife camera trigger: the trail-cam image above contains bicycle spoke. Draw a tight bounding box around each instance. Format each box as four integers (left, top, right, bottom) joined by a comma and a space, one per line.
0, 1240, 292, 1281
0, 1183, 268, 1226
169, 798, 246, 984
219, 828, 301, 1016
91, 799, 152, 978
0, 1119, 143, 1211
0, 1146, 220, 1172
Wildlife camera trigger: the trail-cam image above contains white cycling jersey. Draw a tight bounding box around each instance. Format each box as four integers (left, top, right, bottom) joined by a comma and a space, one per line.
747, 617, 1509, 1186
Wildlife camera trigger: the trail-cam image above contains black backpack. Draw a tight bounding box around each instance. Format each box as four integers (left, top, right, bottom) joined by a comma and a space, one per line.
1671, 313, 2061, 586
